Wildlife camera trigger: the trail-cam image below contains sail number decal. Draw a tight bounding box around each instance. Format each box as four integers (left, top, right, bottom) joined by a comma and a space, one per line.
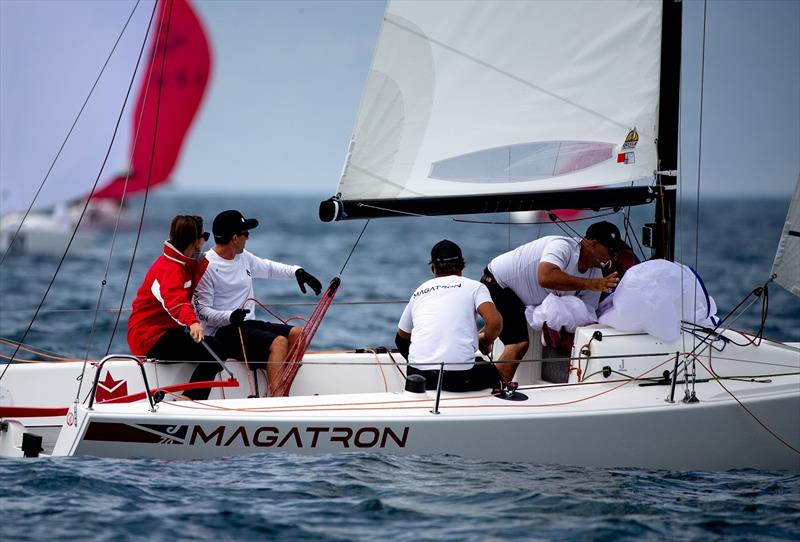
622, 128, 639, 150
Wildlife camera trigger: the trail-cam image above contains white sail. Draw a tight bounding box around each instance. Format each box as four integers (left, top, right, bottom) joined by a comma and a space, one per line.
336, 0, 663, 201
771, 174, 800, 296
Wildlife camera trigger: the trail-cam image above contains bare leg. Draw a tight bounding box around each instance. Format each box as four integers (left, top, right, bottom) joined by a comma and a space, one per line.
266, 336, 288, 396
287, 326, 303, 354
497, 341, 529, 382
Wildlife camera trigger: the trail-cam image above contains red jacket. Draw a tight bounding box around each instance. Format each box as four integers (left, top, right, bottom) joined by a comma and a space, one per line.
127, 242, 208, 356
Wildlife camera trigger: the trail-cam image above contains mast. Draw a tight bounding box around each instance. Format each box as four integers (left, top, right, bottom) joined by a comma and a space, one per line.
654, 0, 682, 260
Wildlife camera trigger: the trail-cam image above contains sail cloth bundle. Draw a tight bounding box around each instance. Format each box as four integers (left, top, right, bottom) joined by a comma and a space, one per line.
598, 260, 718, 342
526, 295, 597, 338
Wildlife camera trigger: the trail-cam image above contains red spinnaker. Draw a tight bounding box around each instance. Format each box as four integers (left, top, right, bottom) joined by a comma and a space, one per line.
93, 0, 211, 200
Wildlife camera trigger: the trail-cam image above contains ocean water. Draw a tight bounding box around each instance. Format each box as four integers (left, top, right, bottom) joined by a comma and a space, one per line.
1, 194, 799, 540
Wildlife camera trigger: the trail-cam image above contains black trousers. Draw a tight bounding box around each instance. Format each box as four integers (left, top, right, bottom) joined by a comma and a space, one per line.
407, 362, 501, 392
147, 328, 225, 400
214, 320, 294, 370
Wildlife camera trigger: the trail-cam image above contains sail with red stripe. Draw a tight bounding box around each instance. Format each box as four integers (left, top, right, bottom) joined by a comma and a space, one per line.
93, 0, 211, 200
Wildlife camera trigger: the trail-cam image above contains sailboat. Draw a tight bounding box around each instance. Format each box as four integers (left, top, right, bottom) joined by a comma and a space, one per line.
0, 0, 210, 256
1, 0, 799, 470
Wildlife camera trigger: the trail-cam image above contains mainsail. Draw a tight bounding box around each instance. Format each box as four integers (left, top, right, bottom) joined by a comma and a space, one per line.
93, 0, 212, 201
771, 175, 800, 296
322, 0, 665, 221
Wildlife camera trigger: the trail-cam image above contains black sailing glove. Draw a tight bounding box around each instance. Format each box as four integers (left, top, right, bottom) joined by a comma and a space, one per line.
295, 268, 322, 295
229, 308, 250, 326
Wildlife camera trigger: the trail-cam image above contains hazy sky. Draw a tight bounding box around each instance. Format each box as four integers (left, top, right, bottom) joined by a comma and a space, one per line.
1, 0, 798, 208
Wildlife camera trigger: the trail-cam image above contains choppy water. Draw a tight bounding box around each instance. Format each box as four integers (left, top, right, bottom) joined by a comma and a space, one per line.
1, 194, 799, 540
2, 455, 800, 542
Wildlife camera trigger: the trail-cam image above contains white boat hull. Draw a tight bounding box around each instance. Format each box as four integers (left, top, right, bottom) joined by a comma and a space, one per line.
52, 375, 800, 470
4, 325, 800, 470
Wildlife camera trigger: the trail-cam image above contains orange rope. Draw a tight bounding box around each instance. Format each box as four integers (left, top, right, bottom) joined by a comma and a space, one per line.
157, 352, 679, 414
365, 348, 389, 392
0, 338, 76, 361
271, 278, 340, 397
692, 354, 800, 455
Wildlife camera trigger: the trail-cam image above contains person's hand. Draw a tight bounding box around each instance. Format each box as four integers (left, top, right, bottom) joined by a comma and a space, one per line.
229, 308, 250, 326
295, 268, 322, 295
478, 335, 494, 356
589, 272, 619, 293
189, 322, 205, 343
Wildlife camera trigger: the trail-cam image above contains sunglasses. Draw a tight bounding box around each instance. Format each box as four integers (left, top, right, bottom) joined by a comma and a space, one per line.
202, 231, 210, 242
237, 231, 250, 238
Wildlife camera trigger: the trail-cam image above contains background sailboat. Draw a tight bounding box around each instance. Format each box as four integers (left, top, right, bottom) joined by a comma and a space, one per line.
0, 0, 211, 255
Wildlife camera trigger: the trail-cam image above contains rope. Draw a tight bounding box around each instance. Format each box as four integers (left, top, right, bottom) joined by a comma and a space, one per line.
454, 209, 619, 226
82, 0, 174, 369
692, 354, 800, 455
0, 0, 159, 385
236, 326, 257, 397
0, 0, 143, 267
339, 220, 370, 275
270, 277, 342, 397
0, 299, 409, 315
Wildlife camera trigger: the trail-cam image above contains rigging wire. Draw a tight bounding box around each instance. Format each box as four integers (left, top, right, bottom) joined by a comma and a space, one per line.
689, 0, 710, 389
453, 209, 620, 226
0, 0, 143, 267
82, 0, 169, 368
104, 0, 176, 358
0, 298, 410, 315
339, 220, 370, 276
0, 0, 160, 384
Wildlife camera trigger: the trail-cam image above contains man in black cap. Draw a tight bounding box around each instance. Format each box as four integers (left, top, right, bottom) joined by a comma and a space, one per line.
481, 221, 624, 381
193, 209, 322, 396
395, 239, 503, 392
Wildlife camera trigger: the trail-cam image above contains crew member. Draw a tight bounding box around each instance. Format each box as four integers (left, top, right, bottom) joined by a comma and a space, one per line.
395, 239, 503, 392
482, 221, 624, 381
194, 209, 322, 396
127, 215, 224, 400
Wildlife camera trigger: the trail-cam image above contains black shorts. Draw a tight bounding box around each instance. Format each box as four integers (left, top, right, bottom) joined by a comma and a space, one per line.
215, 320, 294, 364
146, 328, 225, 400
481, 267, 529, 345
407, 362, 501, 392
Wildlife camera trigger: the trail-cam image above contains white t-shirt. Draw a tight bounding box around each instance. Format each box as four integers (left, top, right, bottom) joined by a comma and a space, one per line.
397, 275, 493, 371
488, 236, 602, 309
194, 249, 300, 335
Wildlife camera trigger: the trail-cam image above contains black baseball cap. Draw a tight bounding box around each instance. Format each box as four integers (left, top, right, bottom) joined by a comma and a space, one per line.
212, 210, 259, 241
585, 221, 626, 253
429, 239, 464, 263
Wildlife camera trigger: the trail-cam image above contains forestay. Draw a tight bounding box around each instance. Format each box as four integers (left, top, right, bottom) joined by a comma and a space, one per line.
771, 174, 800, 296
335, 0, 663, 201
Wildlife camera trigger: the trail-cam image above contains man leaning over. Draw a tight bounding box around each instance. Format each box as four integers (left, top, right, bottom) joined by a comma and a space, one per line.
481, 221, 625, 381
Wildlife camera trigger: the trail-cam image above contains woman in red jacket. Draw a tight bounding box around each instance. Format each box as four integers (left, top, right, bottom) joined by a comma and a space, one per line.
127, 215, 223, 400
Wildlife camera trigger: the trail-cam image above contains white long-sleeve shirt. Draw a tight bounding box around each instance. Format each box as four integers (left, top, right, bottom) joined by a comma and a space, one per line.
194, 249, 300, 335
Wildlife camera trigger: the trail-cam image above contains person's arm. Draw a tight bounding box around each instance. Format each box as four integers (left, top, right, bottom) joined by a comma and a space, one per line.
396, 301, 414, 360
538, 262, 618, 293
193, 268, 235, 330
477, 301, 502, 355
152, 270, 202, 341
246, 250, 300, 280
395, 329, 411, 360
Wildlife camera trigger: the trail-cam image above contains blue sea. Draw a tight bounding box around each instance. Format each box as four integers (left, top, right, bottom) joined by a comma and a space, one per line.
1, 194, 799, 541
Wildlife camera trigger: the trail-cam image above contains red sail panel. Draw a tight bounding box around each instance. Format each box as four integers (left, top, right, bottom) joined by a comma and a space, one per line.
94, 0, 211, 200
